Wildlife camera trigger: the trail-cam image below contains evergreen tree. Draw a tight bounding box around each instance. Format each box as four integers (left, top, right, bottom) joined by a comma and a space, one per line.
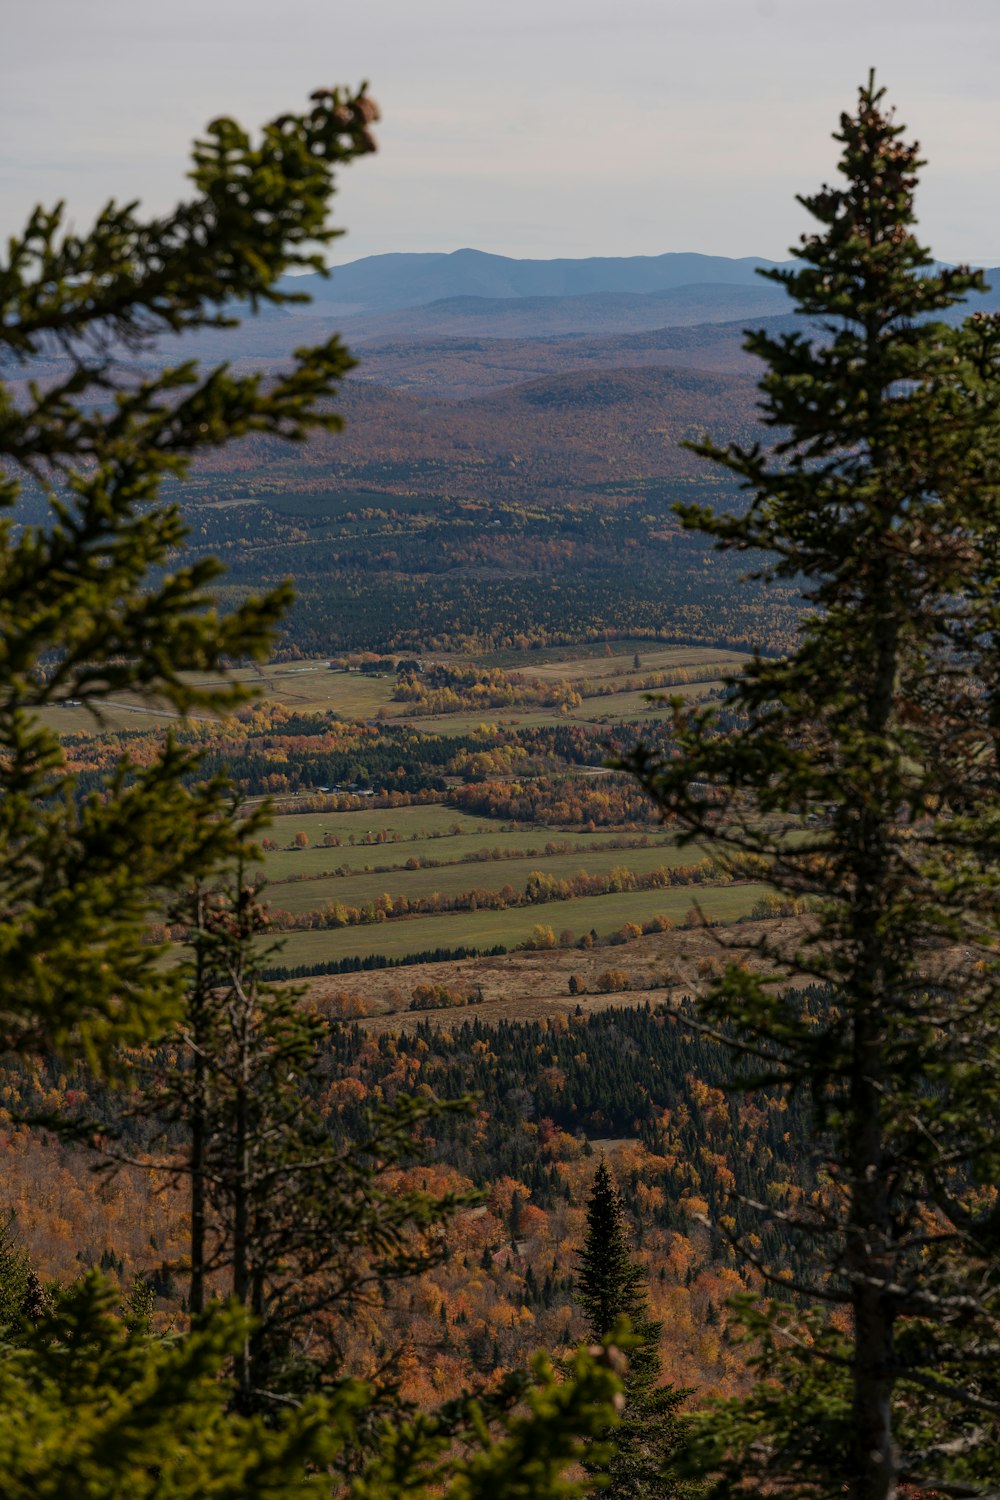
126, 861, 470, 1413
625, 76, 1000, 1498
0, 90, 625, 1498
576, 1158, 687, 1498
0, 1275, 624, 1500
0, 1211, 47, 1330
0, 86, 385, 1065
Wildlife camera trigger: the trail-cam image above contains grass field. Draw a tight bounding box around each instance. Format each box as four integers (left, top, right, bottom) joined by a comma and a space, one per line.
36, 645, 748, 736
258, 489, 426, 517
259, 816, 675, 884
264, 839, 710, 915
39, 703, 180, 735
480, 638, 746, 671
515, 644, 749, 683
264, 881, 771, 968
259, 804, 500, 860
33, 661, 382, 734
571, 688, 695, 723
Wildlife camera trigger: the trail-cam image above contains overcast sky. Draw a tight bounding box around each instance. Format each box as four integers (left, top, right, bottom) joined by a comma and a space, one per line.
3, 0, 997, 267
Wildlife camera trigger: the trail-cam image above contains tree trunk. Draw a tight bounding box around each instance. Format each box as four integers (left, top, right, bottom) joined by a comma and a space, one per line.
848, 582, 898, 1500
188, 889, 207, 1318
847, 1012, 896, 1500
231, 981, 253, 1414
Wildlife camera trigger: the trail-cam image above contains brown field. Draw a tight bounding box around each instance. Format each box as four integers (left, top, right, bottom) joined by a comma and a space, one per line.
513, 644, 748, 684
303, 915, 806, 1032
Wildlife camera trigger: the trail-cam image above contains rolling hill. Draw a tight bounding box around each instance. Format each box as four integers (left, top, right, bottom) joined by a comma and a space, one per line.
281, 247, 795, 313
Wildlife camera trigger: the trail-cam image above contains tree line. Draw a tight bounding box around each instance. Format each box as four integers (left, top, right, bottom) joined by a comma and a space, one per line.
4, 71, 1000, 1500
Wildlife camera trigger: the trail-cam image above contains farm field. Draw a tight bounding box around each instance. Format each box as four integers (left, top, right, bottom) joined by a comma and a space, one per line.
48, 646, 759, 986
264, 880, 772, 968
38, 703, 180, 735
256, 816, 680, 876
512, 643, 749, 683
263, 839, 710, 914
391, 685, 718, 736
314, 914, 807, 1031
259, 805, 509, 865
569, 688, 687, 723
259, 821, 677, 881
37, 643, 747, 737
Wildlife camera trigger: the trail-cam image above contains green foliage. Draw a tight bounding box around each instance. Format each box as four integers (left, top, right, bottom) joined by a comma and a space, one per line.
577, 1160, 648, 1339
120, 860, 476, 1411
0, 1275, 624, 1500
576, 1159, 689, 1499
680, 1299, 853, 1496
0, 1211, 39, 1331
0, 91, 626, 1500
122, 1274, 157, 1337
0, 1276, 346, 1500
625, 74, 1000, 1498
0, 87, 381, 1065
353, 1346, 622, 1500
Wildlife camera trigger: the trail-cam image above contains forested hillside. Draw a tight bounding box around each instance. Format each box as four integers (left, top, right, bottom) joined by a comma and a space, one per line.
4, 65, 1000, 1500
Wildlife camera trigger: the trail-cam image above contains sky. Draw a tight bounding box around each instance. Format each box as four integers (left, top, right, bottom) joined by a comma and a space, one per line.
3, 0, 999, 268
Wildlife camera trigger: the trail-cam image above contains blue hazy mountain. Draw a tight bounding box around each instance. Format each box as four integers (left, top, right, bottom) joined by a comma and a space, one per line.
282, 248, 795, 314
332, 280, 794, 343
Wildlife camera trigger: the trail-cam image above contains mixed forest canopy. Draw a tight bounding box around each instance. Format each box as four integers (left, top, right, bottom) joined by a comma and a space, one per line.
0, 84, 624, 1497
2, 66, 1000, 1500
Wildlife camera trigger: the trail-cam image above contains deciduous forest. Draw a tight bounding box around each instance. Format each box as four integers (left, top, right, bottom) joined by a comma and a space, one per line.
1, 69, 999, 1500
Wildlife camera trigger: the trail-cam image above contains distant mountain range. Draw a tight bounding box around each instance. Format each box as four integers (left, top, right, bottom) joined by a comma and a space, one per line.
268, 248, 1000, 345
156, 249, 1000, 507
279, 249, 792, 315
333, 281, 794, 345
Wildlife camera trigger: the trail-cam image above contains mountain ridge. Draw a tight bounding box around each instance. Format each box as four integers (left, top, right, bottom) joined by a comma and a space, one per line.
283, 249, 796, 313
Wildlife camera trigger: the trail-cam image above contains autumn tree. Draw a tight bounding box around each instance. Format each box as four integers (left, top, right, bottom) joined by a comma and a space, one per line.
626, 76, 1000, 1498
0, 89, 624, 1498
576, 1158, 687, 1498
133, 866, 470, 1413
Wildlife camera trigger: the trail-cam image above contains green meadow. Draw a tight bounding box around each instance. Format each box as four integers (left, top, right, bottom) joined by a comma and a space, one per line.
263, 839, 710, 915
263, 881, 771, 969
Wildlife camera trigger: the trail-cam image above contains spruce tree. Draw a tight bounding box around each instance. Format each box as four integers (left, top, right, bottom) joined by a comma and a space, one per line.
125, 862, 470, 1413
625, 75, 1000, 1498
0, 90, 626, 1497
576, 1158, 687, 1498
0, 86, 381, 1065
0, 1212, 45, 1330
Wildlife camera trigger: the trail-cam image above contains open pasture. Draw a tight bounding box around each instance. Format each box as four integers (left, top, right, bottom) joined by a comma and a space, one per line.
513, 643, 749, 684
479, 636, 742, 670
34, 660, 382, 733
264, 880, 771, 968
333, 913, 808, 1033
39, 703, 183, 735
259, 813, 672, 882
264, 838, 704, 915
570, 687, 699, 723
37, 642, 746, 738
36, 660, 401, 732
263, 801, 498, 842
257, 488, 431, 518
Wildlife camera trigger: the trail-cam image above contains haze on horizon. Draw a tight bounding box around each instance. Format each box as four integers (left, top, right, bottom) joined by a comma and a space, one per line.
2, 0, 997, 269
